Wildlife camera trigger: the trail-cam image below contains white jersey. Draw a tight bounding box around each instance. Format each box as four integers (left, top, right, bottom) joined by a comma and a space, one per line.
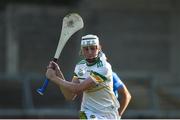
73, 57, 120, 115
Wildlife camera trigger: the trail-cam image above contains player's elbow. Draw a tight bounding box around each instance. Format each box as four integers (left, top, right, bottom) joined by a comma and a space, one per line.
64, 96, 73, 102
124, 88, 131, 101
64, 94, 77, 102
118, 87, 132, 101
126, 91, 131, 101
64, 96, 74, 101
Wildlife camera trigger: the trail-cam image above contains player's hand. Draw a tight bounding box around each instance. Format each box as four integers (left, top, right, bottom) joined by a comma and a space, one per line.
46, 61, 57, 80
50, 61, 62, 77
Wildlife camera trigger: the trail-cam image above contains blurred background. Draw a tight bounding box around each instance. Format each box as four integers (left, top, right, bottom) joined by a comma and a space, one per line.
0, 0, 180, 119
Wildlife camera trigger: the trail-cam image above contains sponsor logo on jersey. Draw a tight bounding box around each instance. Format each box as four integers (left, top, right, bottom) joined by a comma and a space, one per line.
78, 69, 85, 76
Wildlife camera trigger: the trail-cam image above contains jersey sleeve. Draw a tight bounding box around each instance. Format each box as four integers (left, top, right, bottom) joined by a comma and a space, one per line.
72, 64, 79, 80
113, 72, 124, 91
90, 62, 112, 84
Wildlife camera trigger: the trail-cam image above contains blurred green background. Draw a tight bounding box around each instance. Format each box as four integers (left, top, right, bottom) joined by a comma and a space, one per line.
0, 0, 180, 119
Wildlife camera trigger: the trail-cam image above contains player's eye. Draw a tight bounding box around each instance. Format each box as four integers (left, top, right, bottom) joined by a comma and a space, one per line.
83, 47, 89, 51
83, 46, 97, 51
89, 46, 97, 50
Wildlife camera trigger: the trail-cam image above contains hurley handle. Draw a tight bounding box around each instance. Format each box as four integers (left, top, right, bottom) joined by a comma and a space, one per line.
36, 58, 57, 95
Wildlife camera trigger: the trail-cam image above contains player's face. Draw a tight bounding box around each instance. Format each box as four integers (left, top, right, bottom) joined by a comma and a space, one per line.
82, 45, 99, 59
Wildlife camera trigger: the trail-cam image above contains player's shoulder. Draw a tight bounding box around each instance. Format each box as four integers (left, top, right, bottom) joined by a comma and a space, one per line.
100, 57, 112, 68
94, 57, 112, 75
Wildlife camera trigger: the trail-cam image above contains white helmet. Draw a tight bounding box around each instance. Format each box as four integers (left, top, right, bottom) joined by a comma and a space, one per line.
81, 34, 99, 47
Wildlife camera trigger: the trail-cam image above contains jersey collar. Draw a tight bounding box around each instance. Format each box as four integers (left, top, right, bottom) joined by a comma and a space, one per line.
86, 57, 100, 66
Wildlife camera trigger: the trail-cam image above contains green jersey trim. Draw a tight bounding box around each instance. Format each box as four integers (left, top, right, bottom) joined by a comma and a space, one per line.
86, 57, 100, 66
79, 111, 87, 119
77, 60, 86, 65
73, 72, 78, 77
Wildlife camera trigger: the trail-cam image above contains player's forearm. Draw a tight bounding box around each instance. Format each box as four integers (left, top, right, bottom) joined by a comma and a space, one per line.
46, 68, 77, 100
56, 69, 65, 79
53, 76, 94, 95
58, 84, 77, 101
55, 70, 77, 100
118, 92, 131, 116
53, 76, 83, 95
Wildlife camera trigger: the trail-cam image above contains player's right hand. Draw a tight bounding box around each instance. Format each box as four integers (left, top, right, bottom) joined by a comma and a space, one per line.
50, 61, 62, 77
46, 65, 56, 81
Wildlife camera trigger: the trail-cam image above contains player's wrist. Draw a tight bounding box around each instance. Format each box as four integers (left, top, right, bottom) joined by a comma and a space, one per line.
50, 76, 60, 85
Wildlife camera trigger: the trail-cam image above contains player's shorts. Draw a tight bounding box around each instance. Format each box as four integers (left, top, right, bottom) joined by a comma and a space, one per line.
79, 109, 120, 120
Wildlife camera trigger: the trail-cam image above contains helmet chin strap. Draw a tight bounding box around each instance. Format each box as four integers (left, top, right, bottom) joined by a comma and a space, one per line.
85, 52, 101, 63
86, 57, 98, 63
